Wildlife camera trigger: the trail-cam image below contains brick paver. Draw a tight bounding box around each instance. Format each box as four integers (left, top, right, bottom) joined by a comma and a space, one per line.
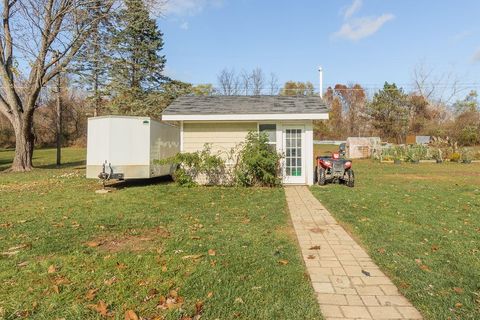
285, 186, 422, 320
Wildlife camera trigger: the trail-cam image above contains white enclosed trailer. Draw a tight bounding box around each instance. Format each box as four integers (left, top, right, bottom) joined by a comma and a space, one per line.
86, 116, 180, 180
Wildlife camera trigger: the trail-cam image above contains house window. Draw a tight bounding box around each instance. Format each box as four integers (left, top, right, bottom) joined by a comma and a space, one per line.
259, 124, 277, 151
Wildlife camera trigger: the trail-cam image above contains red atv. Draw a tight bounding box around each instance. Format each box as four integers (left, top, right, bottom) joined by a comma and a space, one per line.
315, 153, 355, 187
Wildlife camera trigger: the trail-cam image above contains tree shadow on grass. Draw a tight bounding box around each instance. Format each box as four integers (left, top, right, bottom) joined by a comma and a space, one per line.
36, 160, 86, 170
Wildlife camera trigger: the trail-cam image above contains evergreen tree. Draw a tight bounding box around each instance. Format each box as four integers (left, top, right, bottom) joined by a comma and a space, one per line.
72, 0, 113, 116
367, 82, 410, 143
110, 0, 167, 94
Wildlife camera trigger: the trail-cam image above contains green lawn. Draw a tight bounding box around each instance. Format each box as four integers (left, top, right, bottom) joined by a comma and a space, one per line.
0, 148, 322, 320
311, 161, 480, 320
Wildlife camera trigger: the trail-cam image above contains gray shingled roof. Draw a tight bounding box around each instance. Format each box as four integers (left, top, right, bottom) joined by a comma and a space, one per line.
162, 96, 328, 115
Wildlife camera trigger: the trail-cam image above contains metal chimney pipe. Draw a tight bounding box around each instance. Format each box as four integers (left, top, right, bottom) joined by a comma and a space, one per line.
318, 66, 323, 99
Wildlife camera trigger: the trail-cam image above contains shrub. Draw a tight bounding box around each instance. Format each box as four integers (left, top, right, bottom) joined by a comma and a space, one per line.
158, 144, 226, 186
450, 152, 461, 162
234, 131, 282, 187
460, 148, 474, 162
405, 145, 428, 162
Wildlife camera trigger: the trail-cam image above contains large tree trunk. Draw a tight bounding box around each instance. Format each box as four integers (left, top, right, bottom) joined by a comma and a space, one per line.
11, 116, 35, 172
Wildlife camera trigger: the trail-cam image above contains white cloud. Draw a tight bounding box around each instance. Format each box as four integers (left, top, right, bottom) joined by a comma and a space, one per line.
333, 14, 395, 41
162, 0, 224, 16
343, 0, 362, 20
180, 21, 189, 30
472, 48, 480, 62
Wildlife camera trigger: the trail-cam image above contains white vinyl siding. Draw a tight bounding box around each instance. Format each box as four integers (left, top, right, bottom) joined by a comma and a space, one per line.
183, 122, 257, 157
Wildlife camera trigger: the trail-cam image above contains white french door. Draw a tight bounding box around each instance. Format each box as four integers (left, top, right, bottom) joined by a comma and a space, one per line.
282, 126, 305, 184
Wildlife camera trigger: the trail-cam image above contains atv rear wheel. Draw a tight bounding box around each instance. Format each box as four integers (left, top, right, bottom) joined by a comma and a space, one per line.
346, 170, 355, 187
317, 167, 327, 185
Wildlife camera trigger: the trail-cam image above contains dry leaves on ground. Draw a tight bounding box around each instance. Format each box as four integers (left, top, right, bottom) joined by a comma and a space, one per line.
85, 288, 99, 301
88, 300, 111, 317
157, 289, 184, 310
124, 310, 139, 320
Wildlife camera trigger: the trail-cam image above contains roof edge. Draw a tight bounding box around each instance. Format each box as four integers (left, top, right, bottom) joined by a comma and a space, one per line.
162, 113, 329, 121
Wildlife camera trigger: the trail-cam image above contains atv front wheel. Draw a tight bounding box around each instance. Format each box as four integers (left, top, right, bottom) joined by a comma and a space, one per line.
346, 170, 355, 187
318, 167, 327, 185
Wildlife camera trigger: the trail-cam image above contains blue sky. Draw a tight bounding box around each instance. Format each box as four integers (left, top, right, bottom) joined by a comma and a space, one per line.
159, 0, 480, 94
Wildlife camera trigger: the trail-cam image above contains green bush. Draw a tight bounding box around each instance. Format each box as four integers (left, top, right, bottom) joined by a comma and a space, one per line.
460, 148, 474, 162
458, 126, 480, 146
405, 145, 428, 162
234, 131, 282, 187
158, 144, 226, 186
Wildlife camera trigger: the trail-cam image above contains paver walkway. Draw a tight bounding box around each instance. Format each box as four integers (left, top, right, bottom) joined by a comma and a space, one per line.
285, 186, 423, 320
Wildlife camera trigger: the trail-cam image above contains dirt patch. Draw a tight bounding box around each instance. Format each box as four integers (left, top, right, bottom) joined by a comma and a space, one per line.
87, 227, 170, 253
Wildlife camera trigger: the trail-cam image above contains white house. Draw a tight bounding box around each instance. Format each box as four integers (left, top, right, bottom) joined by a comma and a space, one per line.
162, 96, 329, 185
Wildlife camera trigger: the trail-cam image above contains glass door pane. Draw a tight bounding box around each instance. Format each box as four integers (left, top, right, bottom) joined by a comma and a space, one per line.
285, 129, 302, 177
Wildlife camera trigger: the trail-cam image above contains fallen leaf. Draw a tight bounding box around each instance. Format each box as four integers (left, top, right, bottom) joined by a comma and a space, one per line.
85, 288, 99, 301
309, 227, 325, 233
17, 261, 29, 268
47, 265, 57, 274
455, 302, 463, 308
86, 241, 101, 248
181, 254, 204, 260
169, 289, 178, 298
431, 245, 440, 252
234, 297, 244, 304
89, 300, 109, 317
419, 264, 431, 272
116, 262, 127, 270
161, 265, 167, 272
52, 285, 60, 294
309, 245, 321, 250
361, 270, 371, 277
8, 244, 30, 251
195, 300, 204, 315
104, 276, 117, 286
208, 249, 216, 256
207, 291, 213, 298
124, 310, 139, 320
0, 250, 19, 257
278, 259, 289, 265
453, 287, 464, 294
307, 255, 315, 259
377, 248, 386, 254
53, 275, 70, 285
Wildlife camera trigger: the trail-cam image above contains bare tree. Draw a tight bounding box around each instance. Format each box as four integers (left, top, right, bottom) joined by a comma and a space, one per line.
239, 69, 250, 95
0, 0, 116, 171
268, 72, 279, 95
412, 62, 464, 106
250, 67, 264, 95
217, 68, 239, 95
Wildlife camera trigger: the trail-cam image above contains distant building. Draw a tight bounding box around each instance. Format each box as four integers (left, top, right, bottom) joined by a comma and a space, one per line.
346, 137, 381, 159
406, 135, 431, 145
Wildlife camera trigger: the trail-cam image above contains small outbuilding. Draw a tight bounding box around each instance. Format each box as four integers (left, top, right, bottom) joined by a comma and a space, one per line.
162, 96, 329, 185
346, 137, 381, 159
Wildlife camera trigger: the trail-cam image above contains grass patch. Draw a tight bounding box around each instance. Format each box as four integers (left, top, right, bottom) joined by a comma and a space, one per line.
311, 160, 480, 320
0, 148, 322, 319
